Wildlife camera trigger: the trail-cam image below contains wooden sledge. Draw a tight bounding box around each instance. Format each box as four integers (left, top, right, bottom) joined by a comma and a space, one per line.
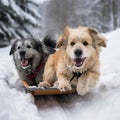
22, 80, 76, 96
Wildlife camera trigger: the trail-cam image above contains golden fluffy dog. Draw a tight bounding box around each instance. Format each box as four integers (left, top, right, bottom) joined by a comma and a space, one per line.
39, 26, 106, 95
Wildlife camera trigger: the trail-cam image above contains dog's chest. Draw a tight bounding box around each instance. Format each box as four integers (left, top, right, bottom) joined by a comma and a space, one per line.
18, 67, 44, 85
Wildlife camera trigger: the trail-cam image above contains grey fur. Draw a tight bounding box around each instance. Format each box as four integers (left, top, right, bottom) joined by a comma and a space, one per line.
10, 36, 56, 86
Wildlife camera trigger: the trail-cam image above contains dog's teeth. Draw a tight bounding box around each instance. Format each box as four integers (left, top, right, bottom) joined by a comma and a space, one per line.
22, 65, 30, 69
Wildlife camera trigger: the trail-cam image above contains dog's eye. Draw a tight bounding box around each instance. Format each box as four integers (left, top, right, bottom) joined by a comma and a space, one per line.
17, 46, 21, 49
27, 45, 31, 49
70, 42, 75, 46
83, 41, 88, 46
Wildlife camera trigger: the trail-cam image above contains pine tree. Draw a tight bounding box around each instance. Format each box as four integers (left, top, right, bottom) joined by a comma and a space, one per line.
0, 0, 41, 47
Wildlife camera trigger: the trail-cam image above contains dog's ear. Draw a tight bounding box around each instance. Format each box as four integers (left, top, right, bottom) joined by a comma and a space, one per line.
9, 39, 18, 55
56, 26, 71, 48
34, 39, 50, 54
88, 28, 107, 47
56, 35, 65, 48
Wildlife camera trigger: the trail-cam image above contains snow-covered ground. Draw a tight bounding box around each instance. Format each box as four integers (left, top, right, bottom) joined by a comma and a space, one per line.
0, 29, 120, 120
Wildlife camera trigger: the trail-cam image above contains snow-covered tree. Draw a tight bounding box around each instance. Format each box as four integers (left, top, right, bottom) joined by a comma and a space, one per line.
0, 0, 41, 47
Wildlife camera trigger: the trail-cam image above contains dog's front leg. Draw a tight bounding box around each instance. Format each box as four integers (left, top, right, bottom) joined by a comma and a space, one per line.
77, 70, 99, 95
54, 74, 72, 92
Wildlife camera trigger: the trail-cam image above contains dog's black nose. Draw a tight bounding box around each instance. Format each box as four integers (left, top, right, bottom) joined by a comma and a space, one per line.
20, 51, 26, 57
75, 49, 82, 57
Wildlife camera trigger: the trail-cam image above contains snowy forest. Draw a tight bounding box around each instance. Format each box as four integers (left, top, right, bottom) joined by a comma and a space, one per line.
0, 0, 120, 47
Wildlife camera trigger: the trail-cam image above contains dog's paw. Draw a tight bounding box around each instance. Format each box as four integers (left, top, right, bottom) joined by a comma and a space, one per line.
77, 83, 89, 95
54, 80, 72, 92
38, 82, 51, 88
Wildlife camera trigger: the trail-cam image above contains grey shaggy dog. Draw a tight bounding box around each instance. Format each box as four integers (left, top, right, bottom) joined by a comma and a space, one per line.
9, 36, 56, 86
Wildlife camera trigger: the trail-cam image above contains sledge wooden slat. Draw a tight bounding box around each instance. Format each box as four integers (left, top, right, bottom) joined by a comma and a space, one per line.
22, 80, 76, 96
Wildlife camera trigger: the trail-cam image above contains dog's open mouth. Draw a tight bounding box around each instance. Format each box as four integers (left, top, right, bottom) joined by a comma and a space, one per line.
21, 58, 32, 69
74, 57, 86, 67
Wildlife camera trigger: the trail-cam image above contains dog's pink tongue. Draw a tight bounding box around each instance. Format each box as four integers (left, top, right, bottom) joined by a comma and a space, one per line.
74, 58, 86, 67
75, 58, 82, 64
21, 59, 28, 67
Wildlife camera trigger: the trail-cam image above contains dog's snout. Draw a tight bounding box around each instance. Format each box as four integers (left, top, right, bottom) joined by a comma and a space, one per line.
20, 51, 26, 57
74, 49, 82, 57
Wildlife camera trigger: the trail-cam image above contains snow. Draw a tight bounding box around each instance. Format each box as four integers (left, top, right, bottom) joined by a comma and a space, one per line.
9, 0, 40, 26
0, 22, 12, 36
27, 4, 41, 19
0, 29, 120, 120
1, 0, 9, 6
29, 0, 48, 4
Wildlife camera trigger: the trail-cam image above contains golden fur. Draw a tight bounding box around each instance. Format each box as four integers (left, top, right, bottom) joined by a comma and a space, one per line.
39, 26, 106, 95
